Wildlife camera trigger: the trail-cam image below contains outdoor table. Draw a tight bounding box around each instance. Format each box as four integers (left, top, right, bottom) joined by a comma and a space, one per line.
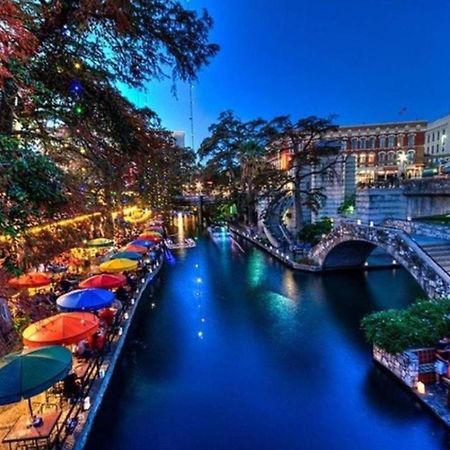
2, 410, 61, 449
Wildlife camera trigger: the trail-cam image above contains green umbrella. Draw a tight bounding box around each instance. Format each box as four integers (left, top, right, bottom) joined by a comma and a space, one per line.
87, 238, 114, 247
0, 346, 72, 417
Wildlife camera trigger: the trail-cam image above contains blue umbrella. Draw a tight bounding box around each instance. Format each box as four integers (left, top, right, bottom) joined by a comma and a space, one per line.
57, 288, 114, 311
109, 251, 142, 261
130, 239, 154, 248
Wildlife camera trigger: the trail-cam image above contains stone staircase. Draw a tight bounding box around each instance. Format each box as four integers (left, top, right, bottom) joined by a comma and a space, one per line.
420, 242, 450, 275
263, 195, 294, 247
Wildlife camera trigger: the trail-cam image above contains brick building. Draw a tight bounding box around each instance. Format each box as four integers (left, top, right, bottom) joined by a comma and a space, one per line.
327, 120, 427, 185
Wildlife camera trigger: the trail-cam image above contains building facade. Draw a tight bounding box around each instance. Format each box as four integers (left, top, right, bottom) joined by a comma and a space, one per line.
424, 115, 450, 166
327, 120, 427, 185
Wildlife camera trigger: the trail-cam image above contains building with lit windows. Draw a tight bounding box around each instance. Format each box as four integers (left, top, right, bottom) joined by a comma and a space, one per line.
327, 120, 427, 185
424, 115, 450, 166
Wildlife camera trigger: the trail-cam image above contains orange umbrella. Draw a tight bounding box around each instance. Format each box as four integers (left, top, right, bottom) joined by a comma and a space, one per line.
22, 312, 99, 348
123, 244, 148, 254
138, 232, 162, 242
80, 274, 127, 289
8, 273, 51, 289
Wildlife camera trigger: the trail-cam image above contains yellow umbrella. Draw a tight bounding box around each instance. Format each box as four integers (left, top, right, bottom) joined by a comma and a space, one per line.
99, 258, 138, 273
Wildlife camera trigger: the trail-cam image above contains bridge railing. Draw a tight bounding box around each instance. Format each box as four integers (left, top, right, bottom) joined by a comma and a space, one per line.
310, 221, 450, 298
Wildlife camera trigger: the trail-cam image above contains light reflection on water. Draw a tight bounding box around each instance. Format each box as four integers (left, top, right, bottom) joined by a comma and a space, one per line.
87, 219, 450, 450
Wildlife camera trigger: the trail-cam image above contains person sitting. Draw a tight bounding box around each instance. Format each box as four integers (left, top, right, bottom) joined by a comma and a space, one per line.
99, 308, 116, 327
63, 372, 80, 401
92, 329, 107, 353
75, 339, 92, 359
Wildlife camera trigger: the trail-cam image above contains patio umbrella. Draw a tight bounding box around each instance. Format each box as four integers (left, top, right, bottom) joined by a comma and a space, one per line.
99, 258, 138, 273
8, 273, 51, 289
86, 238, 114, 247
79, 274, 127, 289
22, 312, 99, 348
147, 226, 164, 233
57, 288, 114, 311
138, 232, 162, 242
130, 239, 154, 248
0, 346, 72, 417
109, 251, 142, 261
123, 244, 148, 254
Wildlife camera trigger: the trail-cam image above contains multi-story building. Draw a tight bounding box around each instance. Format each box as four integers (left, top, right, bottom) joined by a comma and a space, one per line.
172, 131, 186, 148
328, 120, 427, 185
424, 115, 450, 166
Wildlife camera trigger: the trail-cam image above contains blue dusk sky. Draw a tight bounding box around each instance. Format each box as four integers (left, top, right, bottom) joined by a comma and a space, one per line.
123, 0, 450, 149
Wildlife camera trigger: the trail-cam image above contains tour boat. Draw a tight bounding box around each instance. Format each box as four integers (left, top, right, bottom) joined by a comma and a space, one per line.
164, 238, 196, 250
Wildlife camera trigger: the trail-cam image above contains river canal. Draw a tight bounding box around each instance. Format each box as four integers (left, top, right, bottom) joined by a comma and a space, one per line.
86, 217, 450, 450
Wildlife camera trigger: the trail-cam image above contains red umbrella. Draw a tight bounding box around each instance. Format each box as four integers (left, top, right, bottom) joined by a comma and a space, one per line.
79, 274, 127, 289
22, 312, 99, 348
124, 244, 148, 254
8, 273, 51, 289
138, 232, 162, 242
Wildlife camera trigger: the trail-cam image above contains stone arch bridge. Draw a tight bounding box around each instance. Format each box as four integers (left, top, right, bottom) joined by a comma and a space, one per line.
310, 222, 450, 298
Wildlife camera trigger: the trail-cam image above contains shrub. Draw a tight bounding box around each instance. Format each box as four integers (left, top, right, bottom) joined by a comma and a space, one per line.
298, 217, 333, 244
361, 298, 450, 354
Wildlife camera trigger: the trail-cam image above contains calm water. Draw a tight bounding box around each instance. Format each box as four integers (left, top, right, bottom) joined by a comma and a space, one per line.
87, 219, 450, 450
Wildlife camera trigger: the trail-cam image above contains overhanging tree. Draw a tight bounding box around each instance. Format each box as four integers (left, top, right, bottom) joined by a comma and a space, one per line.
262, 116, 341, 231
1, 0, 219, 235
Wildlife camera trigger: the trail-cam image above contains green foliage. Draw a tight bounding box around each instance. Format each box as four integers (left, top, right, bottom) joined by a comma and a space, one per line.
298, 217, 333, 244
0, 136, 66, 236
13, 314, 31, 334
338, 195, 355, 216
361, 298, 450, 354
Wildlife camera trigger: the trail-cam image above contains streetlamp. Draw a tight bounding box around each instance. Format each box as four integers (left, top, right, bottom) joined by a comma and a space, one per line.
397, 152, 408, 180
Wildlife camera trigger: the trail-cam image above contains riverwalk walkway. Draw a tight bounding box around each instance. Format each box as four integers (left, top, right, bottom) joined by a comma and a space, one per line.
0, 256, 164, 450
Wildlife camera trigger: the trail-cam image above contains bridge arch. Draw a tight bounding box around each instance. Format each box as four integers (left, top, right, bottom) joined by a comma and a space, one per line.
321, 239, 379, 269
310, 222, 450, 298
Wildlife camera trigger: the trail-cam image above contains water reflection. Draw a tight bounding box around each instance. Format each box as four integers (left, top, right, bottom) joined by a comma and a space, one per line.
87, 223, 450, 450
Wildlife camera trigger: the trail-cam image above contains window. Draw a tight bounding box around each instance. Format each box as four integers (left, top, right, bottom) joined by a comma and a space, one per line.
437, 131, 440, 140
369, 137, 375, 148
388, 136, 395, 147
359, 153, 366, 164
379, 136, 386, 148
432, 132, 435, 141
437, 144, 440, 152
341, 140, 348, 150
360, 138, 366, 149
351, 138, 358, 149
387, 151, 395, 163
407, 150, 415, 163
378, 152, 386, 163
427, 134, 430, 143
431, 145, 435, 154
408, 134, 415, 146
368, 153, 375, 164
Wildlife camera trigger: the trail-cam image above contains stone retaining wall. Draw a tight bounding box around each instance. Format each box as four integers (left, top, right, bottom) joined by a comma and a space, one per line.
384, 219, 450, 241
373, 346, 437, 388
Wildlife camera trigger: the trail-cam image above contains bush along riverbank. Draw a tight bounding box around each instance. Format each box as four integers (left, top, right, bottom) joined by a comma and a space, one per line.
362, 297, 450, 427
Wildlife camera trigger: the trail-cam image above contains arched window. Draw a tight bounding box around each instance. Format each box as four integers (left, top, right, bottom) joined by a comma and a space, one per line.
387, 151, 395, 163
360, 138, 366, 149
407, 149, 415, 164
359, 153, 366, 165
388, 136, 395, 147
379, 136, 386, 148
368, 152, 375, 164
378, 152, 386, 163
351, 138, 358, 150
369, 137, 375, 149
